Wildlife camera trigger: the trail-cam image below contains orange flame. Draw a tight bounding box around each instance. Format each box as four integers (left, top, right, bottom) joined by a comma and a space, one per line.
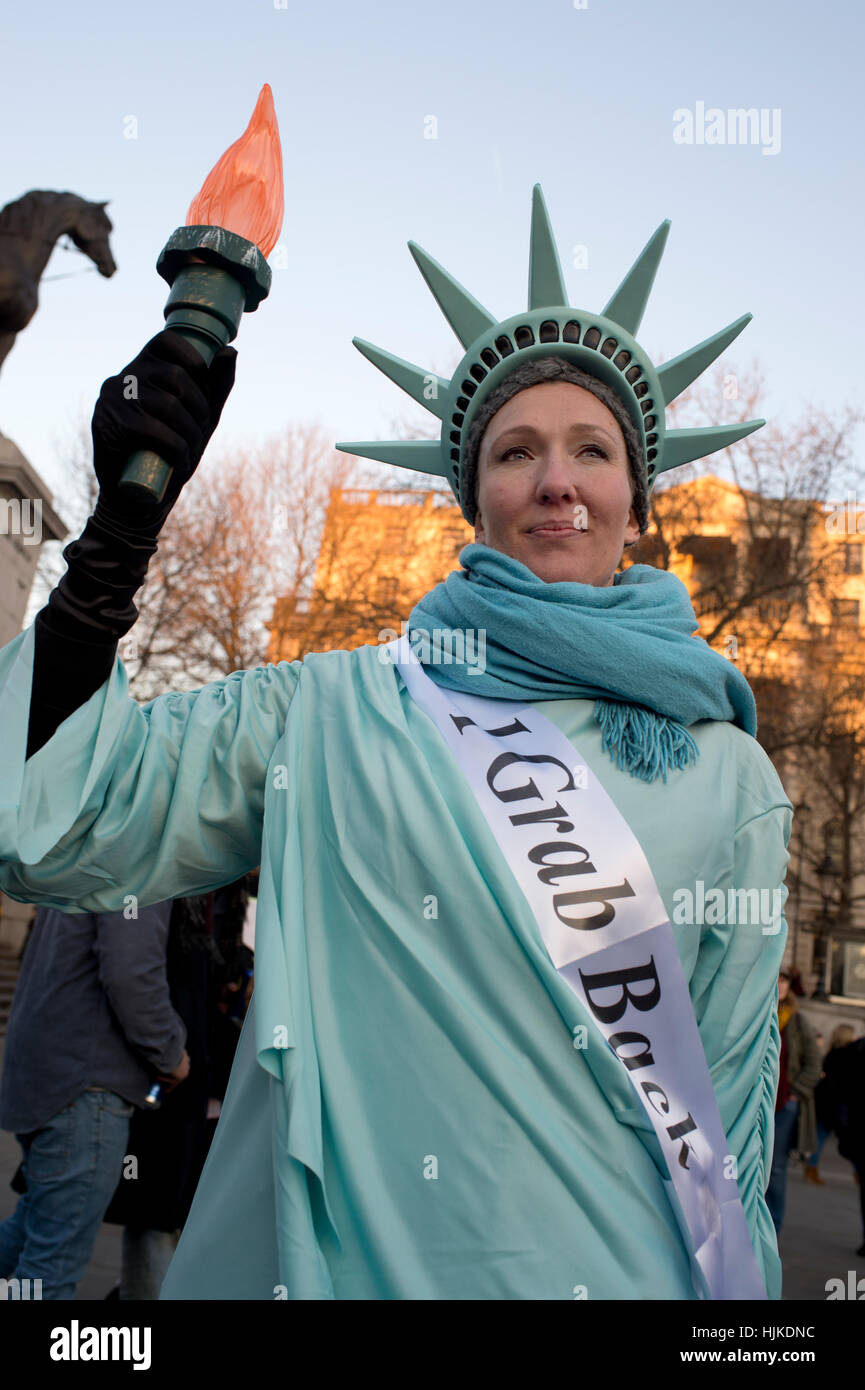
186, 83, 284, 259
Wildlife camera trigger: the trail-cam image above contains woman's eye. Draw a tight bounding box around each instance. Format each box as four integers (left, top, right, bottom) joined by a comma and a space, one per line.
499, 444, 608, 461
500, 445, 608, 460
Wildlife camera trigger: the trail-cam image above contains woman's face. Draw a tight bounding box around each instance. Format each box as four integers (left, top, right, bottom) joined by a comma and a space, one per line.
473, 381, 641, 586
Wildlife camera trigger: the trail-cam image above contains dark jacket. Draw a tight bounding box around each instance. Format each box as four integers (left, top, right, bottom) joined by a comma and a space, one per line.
103, 882, 252, 1232
0, 900, 184, 1133
835, 1038, 865, 1161
777, 999, 822, 1156
813, 1045, 848, 1131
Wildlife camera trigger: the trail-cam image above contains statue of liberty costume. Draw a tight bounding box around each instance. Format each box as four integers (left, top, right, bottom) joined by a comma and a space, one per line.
0, 188, 790, 1299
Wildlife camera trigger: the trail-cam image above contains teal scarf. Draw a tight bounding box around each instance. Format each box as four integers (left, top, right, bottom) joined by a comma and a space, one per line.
408, 543, 757, 784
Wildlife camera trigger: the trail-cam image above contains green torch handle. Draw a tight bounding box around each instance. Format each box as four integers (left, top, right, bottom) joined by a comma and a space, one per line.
118, 259, 248, 504
121, 333, 219, 505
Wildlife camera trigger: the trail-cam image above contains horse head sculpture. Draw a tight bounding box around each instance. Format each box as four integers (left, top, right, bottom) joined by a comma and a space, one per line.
66, 198, 116, 279
0, 190, 117, 375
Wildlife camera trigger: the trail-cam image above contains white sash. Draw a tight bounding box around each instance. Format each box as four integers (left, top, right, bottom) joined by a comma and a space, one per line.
390, 636, 767, 1301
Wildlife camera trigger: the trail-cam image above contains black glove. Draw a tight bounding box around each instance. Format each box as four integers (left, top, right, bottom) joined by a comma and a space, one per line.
91, 327, 237, 531
26, 331, 236, 759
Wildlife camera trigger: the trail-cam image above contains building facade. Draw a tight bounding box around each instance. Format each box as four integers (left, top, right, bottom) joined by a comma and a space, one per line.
0, 432, 67, 951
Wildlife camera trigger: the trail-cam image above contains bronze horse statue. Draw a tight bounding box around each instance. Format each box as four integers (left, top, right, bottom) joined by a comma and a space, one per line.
0, 190, 116, 374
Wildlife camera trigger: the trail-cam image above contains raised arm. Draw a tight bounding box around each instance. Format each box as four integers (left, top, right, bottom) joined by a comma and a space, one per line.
28, 328, 236, 757
0, 330, 302, 913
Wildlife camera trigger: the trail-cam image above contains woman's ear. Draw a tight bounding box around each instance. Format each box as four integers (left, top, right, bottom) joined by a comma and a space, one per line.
473, 467, 485, 542
624, 502, 641, 548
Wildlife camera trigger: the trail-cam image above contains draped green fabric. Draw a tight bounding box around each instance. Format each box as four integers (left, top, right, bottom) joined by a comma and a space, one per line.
0, 625, 791, 1299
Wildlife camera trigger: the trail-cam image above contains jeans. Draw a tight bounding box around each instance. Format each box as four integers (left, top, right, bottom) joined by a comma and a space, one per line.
765, 1097, 799, 1236
0, 1088, 133, 1300
806, 1121, 831, 1167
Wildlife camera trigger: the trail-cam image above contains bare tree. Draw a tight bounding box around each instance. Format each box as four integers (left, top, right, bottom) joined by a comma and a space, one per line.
120, 423, 381, 697
630, 357, 862, 684
635, 357, 865, 990
268, 491, 463, 662
268, 353, 465, 661
781, 625, 865, 991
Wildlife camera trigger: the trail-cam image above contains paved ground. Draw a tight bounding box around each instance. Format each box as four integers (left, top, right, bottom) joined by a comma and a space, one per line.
775, 1140, 864, 1300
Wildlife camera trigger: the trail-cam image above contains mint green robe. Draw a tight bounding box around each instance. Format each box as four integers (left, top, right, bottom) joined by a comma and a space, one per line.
0, 625, 791, 1299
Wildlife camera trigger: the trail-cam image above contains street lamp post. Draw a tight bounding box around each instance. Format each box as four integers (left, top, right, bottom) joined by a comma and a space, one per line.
813, 853, 838, 1000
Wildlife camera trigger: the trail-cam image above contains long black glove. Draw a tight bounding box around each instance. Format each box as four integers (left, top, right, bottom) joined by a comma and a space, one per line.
90, 328, 237, 527
27, 331, 236, 759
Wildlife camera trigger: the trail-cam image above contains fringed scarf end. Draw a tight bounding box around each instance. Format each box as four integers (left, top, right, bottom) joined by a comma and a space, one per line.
594, 699, 699, 785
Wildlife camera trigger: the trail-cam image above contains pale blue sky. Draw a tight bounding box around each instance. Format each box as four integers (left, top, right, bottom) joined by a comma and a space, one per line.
0, 0, 862, 517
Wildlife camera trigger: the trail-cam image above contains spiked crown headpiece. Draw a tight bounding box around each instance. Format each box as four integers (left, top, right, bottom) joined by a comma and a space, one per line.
335, 185, 765, 525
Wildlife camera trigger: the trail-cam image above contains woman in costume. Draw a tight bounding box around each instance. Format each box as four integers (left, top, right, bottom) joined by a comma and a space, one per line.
0, 188, 791, 1300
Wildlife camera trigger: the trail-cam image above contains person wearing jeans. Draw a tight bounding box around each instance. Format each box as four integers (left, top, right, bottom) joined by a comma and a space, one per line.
0, 901, 188, 1299
764, 971, 821, 1236
0, 1089, 134, 1300
765, 1096, 800, 1235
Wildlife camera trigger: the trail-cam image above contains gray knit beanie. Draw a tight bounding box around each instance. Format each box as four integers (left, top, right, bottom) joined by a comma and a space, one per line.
462, 356, 649, 535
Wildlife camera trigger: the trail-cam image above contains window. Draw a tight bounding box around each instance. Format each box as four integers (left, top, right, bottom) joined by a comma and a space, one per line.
841, 941, 865, 999
627, 534, 666, 566
748, 535, 791, 585
375, 576, 399, 608
843, 542, 863, 574
383, 524, 405, 555
749, 677, 791, 752
678, 535, 736, 584
831, 598, 860, 627
675, 536, 736, 614
826, 735, 857, 783
678, 535, 736, 567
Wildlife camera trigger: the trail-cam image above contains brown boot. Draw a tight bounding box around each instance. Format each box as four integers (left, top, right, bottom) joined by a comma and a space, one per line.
804, 1164, 826, 1185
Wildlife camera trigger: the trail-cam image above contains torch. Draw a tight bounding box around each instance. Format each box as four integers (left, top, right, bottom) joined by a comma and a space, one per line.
119, 83, 284, 503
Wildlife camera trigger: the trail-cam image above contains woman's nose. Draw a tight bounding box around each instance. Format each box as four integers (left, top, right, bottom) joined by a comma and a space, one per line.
536, 454, 579, 500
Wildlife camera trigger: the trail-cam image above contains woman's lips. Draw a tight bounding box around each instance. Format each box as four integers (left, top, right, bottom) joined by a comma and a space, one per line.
528, 523, 582, 538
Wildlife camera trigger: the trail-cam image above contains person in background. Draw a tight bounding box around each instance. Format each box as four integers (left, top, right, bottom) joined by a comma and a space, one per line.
803, 1023, 857, 1185
207, 873, 256, 1122
789, 967, 806, 998
764, 970, 822, 1236
103, 876, 254, 1298
833, 1032, 865, 1256
0, 901, 187, 1299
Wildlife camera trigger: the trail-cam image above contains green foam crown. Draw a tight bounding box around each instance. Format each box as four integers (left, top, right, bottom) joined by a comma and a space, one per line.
336, 185, 764, 522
